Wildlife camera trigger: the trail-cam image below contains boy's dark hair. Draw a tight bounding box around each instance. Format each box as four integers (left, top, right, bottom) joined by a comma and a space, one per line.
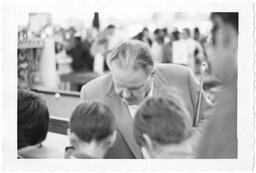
134, 96, 192, 147
70, 102, 116, 143
18, 90, 49, 149
211, 12, 238, 32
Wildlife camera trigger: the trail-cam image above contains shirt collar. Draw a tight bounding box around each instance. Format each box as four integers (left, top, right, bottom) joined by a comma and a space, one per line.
147, 81, 154, 98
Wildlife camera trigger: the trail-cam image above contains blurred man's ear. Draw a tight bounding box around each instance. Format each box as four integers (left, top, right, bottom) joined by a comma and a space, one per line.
107, 131, 117, 148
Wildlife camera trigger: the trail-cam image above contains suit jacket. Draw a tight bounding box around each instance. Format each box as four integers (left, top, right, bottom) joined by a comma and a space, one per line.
197, 81, 237, 158
80, 64, 213, 158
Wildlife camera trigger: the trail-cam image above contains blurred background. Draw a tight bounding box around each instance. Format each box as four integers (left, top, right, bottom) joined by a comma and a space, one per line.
17, 11, 219, 100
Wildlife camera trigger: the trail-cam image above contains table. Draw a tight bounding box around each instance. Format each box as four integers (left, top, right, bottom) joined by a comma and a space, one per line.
32, 88, 80, 119
60, 71, 100, 91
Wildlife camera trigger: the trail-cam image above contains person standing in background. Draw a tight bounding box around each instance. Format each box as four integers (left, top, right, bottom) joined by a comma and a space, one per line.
172, 28, 204, 72
132, 27, 152, 47
66, 34, 94, 72
182, 28, 205, 72
193, 27, 201, 42
91, 25, 125, 72
151, 29, 164, 63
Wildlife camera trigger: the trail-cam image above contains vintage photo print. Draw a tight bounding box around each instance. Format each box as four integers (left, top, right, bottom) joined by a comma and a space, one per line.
1, 0, 255, 171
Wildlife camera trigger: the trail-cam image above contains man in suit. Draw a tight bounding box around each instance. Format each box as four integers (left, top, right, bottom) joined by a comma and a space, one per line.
197, 13, 238, 158
81, 40, 213, 158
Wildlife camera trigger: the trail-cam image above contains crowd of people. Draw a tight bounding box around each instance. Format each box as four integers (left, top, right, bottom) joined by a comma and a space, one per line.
53, 24, 125, 74
132, 26, 206, 74
17, 12, 238, 159
54, 21, 209, 76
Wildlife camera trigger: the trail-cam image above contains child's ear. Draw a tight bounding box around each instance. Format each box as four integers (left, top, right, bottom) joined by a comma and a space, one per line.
67, 128, 71, 136
107, 131, 117, 148
67, 128, 74, 142
68, 129, 78, 146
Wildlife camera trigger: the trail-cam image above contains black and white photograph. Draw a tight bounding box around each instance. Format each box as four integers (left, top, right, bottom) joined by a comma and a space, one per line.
1, 0, 255, 171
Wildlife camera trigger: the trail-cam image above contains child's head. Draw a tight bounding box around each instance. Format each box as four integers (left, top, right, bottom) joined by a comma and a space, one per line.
18, 89, 49, 150
68, 101, 116, 158
133, 96, 192, 158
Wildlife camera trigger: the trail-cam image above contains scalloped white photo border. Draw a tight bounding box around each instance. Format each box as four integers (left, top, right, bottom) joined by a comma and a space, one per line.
1, 0, 255, 171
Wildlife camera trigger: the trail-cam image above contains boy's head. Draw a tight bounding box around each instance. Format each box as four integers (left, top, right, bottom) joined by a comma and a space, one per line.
68, 101, 116, 157
18, 89, 49, 150
133, 96, 192, 158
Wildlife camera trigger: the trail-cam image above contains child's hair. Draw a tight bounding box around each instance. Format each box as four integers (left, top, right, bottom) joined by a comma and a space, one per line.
70, 101, 116, 143
133, 96, 192, 146
18, 89, 49, 149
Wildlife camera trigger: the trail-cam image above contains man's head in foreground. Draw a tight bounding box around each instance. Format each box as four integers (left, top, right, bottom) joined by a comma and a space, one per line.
107, 40, 155, 106
68, 101, 117, 158
206, 12, 238, 84
133, 96, 193, 158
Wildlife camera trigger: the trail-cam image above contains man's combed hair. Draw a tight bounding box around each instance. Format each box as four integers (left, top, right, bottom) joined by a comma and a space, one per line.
70, 102, 116, 143
134, 96, 192, 146
108, 40, 154, 74
18, 90, 49, 149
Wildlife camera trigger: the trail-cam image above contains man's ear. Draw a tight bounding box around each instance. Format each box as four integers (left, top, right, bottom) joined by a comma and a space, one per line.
67, 129, 78, 146
107, 131, 117, 148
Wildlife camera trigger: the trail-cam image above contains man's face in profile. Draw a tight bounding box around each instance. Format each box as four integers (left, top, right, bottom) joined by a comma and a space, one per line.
110, 63, 152, 105
206, 14, 238, 82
